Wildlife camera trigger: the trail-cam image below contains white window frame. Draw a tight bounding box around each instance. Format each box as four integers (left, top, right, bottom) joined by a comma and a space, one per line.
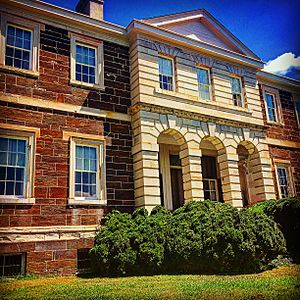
70, 33, 104, 89
274, 161, 295, 199
0, 13, 41, 76
262, 85, 283, 125
158, 54, 175, 92
294, 100, 300, 128
203, 178, 219, 202
69, 137, 106, 205
196, 66, 212, 100
230, 76, 244, 107
0, 128, 35, 205
0, 253, 26, 277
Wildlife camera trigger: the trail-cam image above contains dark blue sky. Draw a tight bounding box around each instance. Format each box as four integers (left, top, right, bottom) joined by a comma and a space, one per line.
43, 0, 300, 77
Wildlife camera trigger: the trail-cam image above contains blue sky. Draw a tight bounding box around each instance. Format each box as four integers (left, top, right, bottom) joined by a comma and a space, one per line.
43, 0, 300, 79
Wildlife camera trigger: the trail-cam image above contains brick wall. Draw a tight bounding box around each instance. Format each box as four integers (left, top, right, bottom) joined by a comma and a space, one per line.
260, 85, 300, 197
0, 22, 133, 275
1, 24, 131, 114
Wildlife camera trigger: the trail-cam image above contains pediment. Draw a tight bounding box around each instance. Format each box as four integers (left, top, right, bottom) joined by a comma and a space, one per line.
142, 10, 259, 60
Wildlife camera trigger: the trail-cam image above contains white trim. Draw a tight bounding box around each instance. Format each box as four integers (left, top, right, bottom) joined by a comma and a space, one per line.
0, 128, 36, 205
294, 100, 300, 128
196, 66, 212, 101
230, 75, 244, 108
158, 54, 176, 92
0, 13, 40, 74
274, 161, 295, 199
69, 137, 106, 206
262, 85, 283, 125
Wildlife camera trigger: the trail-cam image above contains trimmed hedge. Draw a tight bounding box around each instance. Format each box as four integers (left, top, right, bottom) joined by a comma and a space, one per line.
249, 197, 300, 257
90, 201, 286, 276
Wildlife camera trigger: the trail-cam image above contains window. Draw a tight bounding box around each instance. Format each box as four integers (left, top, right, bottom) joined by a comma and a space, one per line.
70, 34, 104, 88
295, 101, 300, 126
69, 138, 105, 205
203, 179, 218, 202
230, 77, 243, 107
0, 254, 25, 277
201, 156, 220, 202
0, 15, 40, 74
158, 56, 174, 91
0, 137, 27, 196
275, 163, 294, 199
77, 249, 91, 274
5, 25, 32, 70
75, 44, 96, 84
265, 93, 277, 122
0, 130, 35, 205
197, 67, 211, 100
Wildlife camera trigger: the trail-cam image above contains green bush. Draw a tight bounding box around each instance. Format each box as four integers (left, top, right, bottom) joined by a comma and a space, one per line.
90, 201, 286, 276
249, 197, 300, 257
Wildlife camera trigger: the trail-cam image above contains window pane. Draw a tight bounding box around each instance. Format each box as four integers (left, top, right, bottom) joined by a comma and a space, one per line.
197, 68, 209, 84
5, 25, 32, 71
231, 78, 241, 93
159, 57, 173, 75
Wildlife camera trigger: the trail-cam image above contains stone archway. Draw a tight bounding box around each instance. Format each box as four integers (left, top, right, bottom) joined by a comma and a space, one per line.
237, 141, 263, 206
158, 129, 187, 211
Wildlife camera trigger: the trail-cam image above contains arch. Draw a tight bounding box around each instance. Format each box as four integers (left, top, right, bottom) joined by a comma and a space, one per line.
237, 140, 263, 206
157, 129, 188, 211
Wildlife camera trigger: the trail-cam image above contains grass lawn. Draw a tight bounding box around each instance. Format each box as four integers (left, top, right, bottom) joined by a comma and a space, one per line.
1, 264, 299, 300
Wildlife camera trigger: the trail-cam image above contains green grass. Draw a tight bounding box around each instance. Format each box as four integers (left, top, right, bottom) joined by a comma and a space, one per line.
1, 265, 299, 300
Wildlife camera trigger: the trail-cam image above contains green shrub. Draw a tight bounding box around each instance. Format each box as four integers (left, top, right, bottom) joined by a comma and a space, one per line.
249, 197, 300, 257
90, 201, 286, 276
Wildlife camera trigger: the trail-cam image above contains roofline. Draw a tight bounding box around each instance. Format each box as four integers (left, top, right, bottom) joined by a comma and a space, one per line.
127, 20, 264, 69
2, 0, 127, 37
258, 70, 300, 92
142, 8, 260, 61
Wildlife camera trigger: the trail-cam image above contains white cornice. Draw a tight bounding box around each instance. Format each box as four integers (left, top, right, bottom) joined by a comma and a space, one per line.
258, 71, 300, 92
127, 20, 264, 70
1, 0, 128, 44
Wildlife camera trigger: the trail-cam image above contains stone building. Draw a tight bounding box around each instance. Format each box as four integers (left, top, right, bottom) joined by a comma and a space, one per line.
0, 0, 299, 276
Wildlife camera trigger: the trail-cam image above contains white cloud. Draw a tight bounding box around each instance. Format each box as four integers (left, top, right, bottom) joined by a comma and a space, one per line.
263, 52, 300, 75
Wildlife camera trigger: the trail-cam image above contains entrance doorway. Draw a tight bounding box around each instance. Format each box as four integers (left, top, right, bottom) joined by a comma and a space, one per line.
170, 154, 184, 210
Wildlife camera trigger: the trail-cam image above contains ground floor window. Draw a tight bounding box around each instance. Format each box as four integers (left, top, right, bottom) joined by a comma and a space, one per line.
0, 253, 25, 277
77, 249, 91, 274
201, 155, 222, 202
275, 162, 294, 198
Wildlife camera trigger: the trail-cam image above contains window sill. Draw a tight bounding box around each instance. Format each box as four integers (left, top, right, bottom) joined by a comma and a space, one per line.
0, 65, 39, 78
266, 121, 284, 127
68, 198, 107, 206
154, 88, 252, 115
70, 79, 105, 91
0, 197, 35, 205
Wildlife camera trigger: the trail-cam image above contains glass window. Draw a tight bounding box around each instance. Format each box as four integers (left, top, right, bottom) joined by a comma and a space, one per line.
0, 254, 25, 277
197, 68, 211, 100
0, 137, 27, 196
265, 93, 277, 122
231, 77, 243, 107
276, 165, 292, 198
75, 145, 98, 199
295, 101, 300, 125
75, 44, 97, 84
203, 179, 218, 202
5, 25, 32, 70
159, 56, 174, 91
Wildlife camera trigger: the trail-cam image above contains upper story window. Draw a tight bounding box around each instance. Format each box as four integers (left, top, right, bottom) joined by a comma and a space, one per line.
0, 129, 35, 205
0, 14, 41, 75
69, 137, 106, 205
75, 44, 96, 84
230, 77, 243, 107
197, 67, 211, 100
158, 56, 174, 91
295, 101, 300, 126
265, 93, 278, 122
5, 25, 32, 70
70, 33, 104, 89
